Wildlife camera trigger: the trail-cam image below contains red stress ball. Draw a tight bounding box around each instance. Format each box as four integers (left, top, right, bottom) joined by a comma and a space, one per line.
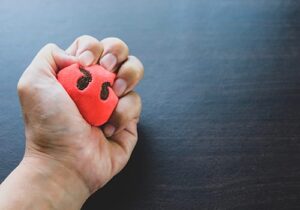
57, 63, 118, 126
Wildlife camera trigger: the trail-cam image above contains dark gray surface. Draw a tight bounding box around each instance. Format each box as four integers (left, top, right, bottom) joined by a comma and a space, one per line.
1, 0, 300, 209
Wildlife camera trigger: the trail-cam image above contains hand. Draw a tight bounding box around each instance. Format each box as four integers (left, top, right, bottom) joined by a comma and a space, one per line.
0, 35, 144, 209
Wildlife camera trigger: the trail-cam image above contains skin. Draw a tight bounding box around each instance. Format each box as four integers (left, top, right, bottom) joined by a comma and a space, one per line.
0, 35, 144, 210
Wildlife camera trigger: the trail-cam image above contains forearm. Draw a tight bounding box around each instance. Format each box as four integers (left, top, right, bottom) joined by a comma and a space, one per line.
0, 156, 89, 210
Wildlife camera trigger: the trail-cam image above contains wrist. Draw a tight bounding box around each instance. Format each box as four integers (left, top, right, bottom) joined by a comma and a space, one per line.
0, 155, 90, 210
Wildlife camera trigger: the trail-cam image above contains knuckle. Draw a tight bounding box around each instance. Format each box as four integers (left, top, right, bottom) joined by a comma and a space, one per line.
127, 91, 142, 114
115, 38, 128, 50
44, 43, 58, 51
121, 63, 143, 84
130, 55, 144, 69
112, 105, 130, 127
131, 92, 142, 114
132, 91, 142, 106
76, 35, 102, 54
135, 57, 144, 78
17, 78, 30, 95
137, 96, 142, 114
117, 109, 130, 125
127, 56, 144, 79
77, 35, 99, 43
103, 37, 129, 55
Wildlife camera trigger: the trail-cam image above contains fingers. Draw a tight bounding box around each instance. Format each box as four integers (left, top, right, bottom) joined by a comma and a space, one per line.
66, 35, 103, 66
66, 36, 143, 97
99, 37, 129, 71
107, 120, 138, 176
65, 36, 130, 75
113, 56, 144, 97
99, 38, 144, 97
103, 91, 142, 137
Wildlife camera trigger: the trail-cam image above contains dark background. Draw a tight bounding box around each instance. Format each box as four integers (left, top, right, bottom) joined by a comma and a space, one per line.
1, 0, 300, 209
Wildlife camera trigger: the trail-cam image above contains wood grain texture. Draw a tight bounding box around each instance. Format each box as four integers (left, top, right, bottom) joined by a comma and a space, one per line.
0, 0, 300, 209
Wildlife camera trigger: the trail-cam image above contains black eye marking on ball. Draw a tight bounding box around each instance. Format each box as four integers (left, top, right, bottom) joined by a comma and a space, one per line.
100, 82, 111, 100
77, 67, 92, 90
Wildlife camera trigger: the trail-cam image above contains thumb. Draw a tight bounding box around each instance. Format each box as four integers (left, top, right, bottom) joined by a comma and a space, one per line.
18, 43, 85, 130
29, 43, 78, 77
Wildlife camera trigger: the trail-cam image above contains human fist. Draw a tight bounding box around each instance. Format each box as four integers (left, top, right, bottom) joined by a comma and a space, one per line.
16, 36, 144, 206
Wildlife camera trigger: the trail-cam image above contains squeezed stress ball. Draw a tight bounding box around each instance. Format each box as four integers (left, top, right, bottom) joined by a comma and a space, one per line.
57, 63, 118, 126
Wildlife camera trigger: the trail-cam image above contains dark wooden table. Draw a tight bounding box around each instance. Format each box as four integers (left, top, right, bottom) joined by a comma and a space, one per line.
0, 0, 300, 209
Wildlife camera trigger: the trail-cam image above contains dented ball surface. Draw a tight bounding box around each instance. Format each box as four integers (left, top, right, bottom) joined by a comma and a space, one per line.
57, 63, 118, 126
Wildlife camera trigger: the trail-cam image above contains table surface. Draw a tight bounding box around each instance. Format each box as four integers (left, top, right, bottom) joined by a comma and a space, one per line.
1, 0, 300, 209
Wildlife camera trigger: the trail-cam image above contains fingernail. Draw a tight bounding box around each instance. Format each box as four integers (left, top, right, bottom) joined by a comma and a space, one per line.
104, 124, 115, 137
100, 53, 117, 71
79, 50, 94, 66
113, 79, 127, 97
